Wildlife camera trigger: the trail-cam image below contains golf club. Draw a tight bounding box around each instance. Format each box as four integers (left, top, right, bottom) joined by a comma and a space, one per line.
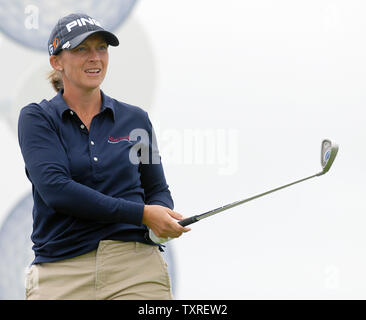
147, 139, 339, 244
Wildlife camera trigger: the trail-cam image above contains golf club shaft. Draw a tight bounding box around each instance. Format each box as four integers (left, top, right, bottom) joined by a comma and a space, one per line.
178, 171, 322, 227
148, 171, 323, 243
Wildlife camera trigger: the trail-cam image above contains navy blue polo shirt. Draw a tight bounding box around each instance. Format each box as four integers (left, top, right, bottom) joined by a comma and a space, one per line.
18, 89, 173, 264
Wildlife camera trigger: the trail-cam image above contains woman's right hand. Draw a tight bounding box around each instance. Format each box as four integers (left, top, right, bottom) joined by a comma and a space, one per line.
142, 205, 191, 239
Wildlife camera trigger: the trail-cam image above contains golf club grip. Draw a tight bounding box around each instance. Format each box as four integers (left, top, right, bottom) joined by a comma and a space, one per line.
178, 216, 198, 227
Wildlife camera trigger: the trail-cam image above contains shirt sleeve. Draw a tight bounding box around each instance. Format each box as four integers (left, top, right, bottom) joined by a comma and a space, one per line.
18, 104, 144, 226
139, 113, 174, 210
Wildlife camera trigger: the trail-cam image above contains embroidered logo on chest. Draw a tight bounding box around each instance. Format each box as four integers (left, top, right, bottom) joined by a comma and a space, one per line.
107, 136, 130, 144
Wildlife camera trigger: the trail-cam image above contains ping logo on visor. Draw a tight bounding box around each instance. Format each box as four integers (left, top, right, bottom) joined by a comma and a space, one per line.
65, 17, 102, 32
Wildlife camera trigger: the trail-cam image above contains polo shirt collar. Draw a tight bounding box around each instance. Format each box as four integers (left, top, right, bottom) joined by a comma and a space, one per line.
52, 89, 116, 121
100, 90, 116, 120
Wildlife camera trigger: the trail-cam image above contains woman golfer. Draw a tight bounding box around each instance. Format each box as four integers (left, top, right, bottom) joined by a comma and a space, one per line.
18, 13, 190, 300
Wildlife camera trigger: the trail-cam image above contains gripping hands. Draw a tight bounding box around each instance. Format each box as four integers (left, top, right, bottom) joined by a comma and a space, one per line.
143, 205, 191, 244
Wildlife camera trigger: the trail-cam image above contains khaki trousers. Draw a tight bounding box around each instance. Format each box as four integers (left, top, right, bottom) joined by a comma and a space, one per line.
25, 240, 173, 300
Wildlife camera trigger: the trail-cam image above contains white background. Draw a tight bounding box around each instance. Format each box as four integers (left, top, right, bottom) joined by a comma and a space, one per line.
0, 0, 365, 299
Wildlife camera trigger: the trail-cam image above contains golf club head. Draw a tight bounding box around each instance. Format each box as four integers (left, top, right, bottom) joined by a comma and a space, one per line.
320, 139, 338, 175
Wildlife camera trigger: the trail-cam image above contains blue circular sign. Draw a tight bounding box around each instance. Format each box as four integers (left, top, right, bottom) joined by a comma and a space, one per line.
0, 0, 137, 52
0, 193, 34, 299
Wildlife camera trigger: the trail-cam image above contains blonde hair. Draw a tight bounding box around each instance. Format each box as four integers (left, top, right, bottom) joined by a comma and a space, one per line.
47, 69, 64, 92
